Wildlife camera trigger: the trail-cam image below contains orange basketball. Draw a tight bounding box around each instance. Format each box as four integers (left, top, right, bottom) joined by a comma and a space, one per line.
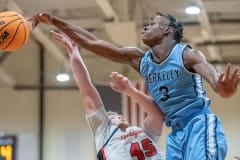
0, 11, 30, 52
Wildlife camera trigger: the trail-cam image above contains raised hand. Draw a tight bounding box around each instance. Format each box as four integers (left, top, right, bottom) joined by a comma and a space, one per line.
109, 72, 133, 94
30, 12, 53, 29
216, 63, 240, 98
50, 30, 78, 55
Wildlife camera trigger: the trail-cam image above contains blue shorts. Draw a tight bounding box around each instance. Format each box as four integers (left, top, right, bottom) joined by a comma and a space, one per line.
166, 113, 227, 160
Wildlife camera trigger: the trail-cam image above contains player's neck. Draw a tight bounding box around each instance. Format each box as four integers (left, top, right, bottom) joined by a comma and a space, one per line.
151, 39, 176, 62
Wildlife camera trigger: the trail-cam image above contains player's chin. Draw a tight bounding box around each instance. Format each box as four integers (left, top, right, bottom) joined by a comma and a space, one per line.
142, 35, 151, 46
142, 37, 148, 45
118, 122, 129, 128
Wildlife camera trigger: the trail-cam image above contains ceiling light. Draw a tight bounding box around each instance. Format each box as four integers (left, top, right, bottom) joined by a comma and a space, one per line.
56, 73, 70, 82
185, 6, 200, 15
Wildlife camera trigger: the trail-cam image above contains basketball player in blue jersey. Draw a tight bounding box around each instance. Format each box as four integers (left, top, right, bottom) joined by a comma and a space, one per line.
52, 30, 164, 160
31, 12, 240, 160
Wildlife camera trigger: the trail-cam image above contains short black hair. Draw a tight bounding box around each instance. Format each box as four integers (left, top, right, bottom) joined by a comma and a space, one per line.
157, 12, 184, 43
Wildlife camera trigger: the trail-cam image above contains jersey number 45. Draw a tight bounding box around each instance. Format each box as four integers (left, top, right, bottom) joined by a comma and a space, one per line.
130, 138, 157, 160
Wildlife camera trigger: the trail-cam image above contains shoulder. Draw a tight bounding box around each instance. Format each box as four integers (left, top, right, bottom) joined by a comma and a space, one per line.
183, 47, 207, 69
122, 47, 145, 56
86, 106, 110, 133
122, 47, 145, 70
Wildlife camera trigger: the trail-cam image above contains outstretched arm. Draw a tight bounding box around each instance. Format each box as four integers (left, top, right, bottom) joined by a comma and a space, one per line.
31, 12, 144, 71
110, 72, 164, 136
51, 30, 103, 114
184, 47, 240, 98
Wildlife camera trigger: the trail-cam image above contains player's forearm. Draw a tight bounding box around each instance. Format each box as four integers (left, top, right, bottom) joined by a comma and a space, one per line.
70, 54, 103, 109
71, 55, 91, 88
50, 16, 129, 62
51, 16, 97, 45
204, 63, 219, 92
126, 86, 156, 113
193, 61, 218, 92
127, 87, 164, 129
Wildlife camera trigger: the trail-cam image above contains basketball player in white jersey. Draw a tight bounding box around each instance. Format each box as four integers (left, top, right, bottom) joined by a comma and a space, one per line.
51, 30, 164, 160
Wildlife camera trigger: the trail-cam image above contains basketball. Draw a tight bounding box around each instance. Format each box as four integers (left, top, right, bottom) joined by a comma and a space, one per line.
0, 11, 30, 52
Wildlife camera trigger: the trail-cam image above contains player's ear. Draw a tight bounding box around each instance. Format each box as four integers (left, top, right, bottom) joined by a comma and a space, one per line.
163, 26, 170, 34
164, 26, 173, 35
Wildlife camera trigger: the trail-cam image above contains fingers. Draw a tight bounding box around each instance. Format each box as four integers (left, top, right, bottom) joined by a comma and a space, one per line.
110, 72, 126, 79
111, 73, 127, 83
234, 78, 240, 87
110, 72, 122, 80
50, 30, 60, 37
218, 72, 224, 82
31, 20, 39, 29
30, 12, 42, 29
50, 30, 73, 52
51, 29, 61, 33
50, 30, 64, 42
224, 63, 231, 80
223, 63, 238, 81
30, 12, 51, 29
50, 30, 69, 43
225, 64, 240, 84
110, 72, 119, 78
110, 72, 129, 85
109, 82, 120, 92
50, 30, 63, 38
231, 67, 239, 79
232, 67, 240, 86
38, 12, 45, 16
220, 64, 240, 88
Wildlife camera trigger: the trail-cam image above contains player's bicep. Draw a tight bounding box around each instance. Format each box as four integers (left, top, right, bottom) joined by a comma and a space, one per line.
81, 83, 103, 114
185, 49, 217, 87
143, 109, 164, 136
89, 40, 143, 68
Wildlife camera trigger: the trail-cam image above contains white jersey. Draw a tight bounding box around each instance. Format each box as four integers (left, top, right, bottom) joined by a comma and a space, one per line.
86, 106, 163, 160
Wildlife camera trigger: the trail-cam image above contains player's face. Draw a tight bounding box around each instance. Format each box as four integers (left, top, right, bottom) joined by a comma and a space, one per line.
142, 16, 169, 46
109, 114, 129, 128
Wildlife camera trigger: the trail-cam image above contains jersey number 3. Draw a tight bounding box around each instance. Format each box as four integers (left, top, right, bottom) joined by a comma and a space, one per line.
159, 86, 170, 102
130, 138, 157, 160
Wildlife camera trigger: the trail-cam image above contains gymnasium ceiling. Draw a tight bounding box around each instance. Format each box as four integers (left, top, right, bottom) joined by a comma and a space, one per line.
0, 0, 240, 89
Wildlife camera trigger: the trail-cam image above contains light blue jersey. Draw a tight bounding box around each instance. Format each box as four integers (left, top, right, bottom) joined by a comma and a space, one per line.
139, 43, 227, 160
140, 43, 210, 127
